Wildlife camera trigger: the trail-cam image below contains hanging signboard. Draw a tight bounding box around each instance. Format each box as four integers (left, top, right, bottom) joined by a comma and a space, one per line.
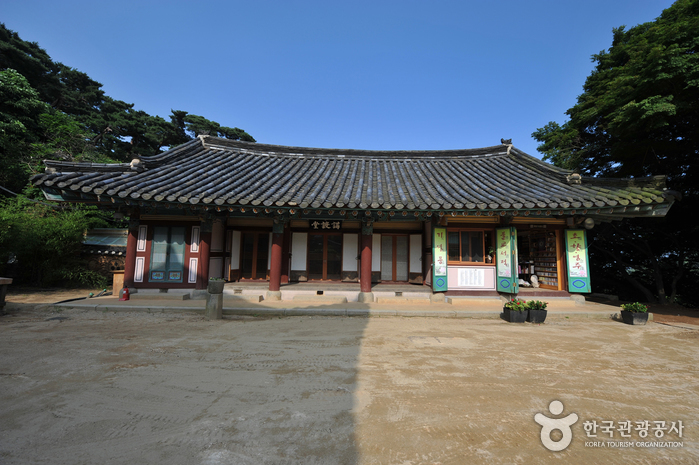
496, 227, 519, 294
310, 220, 342, 230
432, 227, 448, 292
565, 229, 591, 293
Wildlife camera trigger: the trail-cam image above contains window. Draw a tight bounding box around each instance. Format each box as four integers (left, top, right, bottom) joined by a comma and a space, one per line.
447, 230, 493, 264
149, 226, 186, 282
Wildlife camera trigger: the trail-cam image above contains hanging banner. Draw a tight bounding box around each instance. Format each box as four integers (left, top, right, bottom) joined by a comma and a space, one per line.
432, 227, 448, 292
565, 229, 591, 293
496, 227, 519, 294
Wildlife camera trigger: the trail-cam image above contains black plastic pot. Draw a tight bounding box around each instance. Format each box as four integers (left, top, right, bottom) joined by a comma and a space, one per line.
505, 307, 528, 323
621, 310, 648, 325
527, 309, 548, 324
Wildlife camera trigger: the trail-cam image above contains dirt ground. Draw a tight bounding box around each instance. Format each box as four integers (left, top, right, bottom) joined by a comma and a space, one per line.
1, 297, 697, 465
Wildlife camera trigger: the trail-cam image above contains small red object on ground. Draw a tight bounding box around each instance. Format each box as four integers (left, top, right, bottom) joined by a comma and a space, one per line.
119, 286, 130, 301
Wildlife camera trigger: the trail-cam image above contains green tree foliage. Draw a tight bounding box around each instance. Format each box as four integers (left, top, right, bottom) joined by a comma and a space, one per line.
0, 22, 255, 174
0, 197, 108, 287
533, 0, 699, 306
0, 23, 255, 287
0, 69, 49, 194
173, 111, 256, 142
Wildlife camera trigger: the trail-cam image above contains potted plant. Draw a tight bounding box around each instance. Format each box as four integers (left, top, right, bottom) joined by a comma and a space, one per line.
504, 298, 527, 323
526, 300, 548, 323
620, 302, 649, 325
207, 277, 225, 294
486, 246, 495, 263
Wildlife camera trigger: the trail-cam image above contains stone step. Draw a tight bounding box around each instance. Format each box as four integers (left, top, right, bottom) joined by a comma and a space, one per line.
129, 293, 190, 301
291, 295, 348, 304
447, 297, 502, 305
223, 295, 264, 303
376, 296, 431, 304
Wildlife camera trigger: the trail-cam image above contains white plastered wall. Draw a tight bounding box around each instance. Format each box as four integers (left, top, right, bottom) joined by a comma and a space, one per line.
372, 234, 381, 272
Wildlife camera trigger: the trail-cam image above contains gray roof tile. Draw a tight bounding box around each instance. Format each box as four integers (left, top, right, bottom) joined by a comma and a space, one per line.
31, 136, 674, 214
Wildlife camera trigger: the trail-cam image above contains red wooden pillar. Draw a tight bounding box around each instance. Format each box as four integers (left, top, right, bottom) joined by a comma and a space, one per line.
196, 222, 212, 290
359, 219, 374, 302
269, 232, 283, 292
267, 219, 286, 300
360, 234, 372, 292
123, 220, 138, 288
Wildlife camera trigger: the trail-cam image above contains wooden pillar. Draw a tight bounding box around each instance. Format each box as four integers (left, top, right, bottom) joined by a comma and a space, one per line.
196, 221, 212, 290
359, 219, 374, 302
360, 233, 372, 292
123, 220, 138, 288
267, 219, 286, 300
269, 232, 284, 292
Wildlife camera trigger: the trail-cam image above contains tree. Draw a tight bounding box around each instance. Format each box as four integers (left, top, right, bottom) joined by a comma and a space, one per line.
1, 22, 255, 168
171, 111, 256, 142
532, 0, 699, 306
0, 197, 108, 287
0, 69, 49, 193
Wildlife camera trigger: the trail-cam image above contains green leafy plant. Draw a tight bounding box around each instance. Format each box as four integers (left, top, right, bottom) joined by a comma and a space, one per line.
526, 300, 548, 311
0, 196, 107, 286
620, 302, 649, 313
209, 277, 224, 282
504, 298, 526, 311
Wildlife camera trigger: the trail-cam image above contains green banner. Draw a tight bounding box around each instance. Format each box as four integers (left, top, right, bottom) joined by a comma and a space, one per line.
433, 227, 448, 292
496, 227, 518, 294
565, 229, 591, 293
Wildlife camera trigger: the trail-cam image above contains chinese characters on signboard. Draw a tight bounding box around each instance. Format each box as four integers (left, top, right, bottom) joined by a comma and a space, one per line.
497, 229, 511, 278
310, 220, 342, 230
566, 230, 588, 278
457, 268, 485, 287
433, 227, 447, 276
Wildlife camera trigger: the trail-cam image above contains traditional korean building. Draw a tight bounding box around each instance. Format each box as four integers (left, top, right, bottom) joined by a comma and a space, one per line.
32, 136, 677, 301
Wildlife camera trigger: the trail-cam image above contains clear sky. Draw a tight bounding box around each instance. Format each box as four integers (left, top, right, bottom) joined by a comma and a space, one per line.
2, 0, 676, 157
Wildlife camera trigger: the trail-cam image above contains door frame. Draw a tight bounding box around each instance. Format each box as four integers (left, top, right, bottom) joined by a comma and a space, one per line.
380, 233, 410, 282
306, 232, 343, 281
239, 231, 270, 280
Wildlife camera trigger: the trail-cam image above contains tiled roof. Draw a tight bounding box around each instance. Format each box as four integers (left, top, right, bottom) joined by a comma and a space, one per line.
32, 136, 675, 215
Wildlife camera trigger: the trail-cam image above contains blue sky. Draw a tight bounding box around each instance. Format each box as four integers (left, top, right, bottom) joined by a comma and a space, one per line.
3, 0, 676, 157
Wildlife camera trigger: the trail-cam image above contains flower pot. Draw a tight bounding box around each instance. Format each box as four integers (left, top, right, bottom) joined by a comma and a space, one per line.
505, 307, 528, 323
621, 310, 648, 325
207, 279, 225, 294
527, 309, 548, 324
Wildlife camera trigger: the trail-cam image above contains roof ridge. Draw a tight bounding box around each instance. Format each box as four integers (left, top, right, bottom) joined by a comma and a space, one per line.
200, 135, 510, 159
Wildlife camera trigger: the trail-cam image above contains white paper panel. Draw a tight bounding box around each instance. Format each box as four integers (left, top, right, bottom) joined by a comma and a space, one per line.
342, 233, 358, 271
267, 233, 273, 269
137, 225, 148, 252
381, 236, 392, 281
409, 234, 422, 273
230, 231, 241, 269
190, 226, 200, 253
396, 236, 408, 281
209, 257, 223, 279
372, 234, 381, 272
291, 232, 307, 270
134, 257, 145, 282
188, 258, 198, 283
211, 221, 224, 252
